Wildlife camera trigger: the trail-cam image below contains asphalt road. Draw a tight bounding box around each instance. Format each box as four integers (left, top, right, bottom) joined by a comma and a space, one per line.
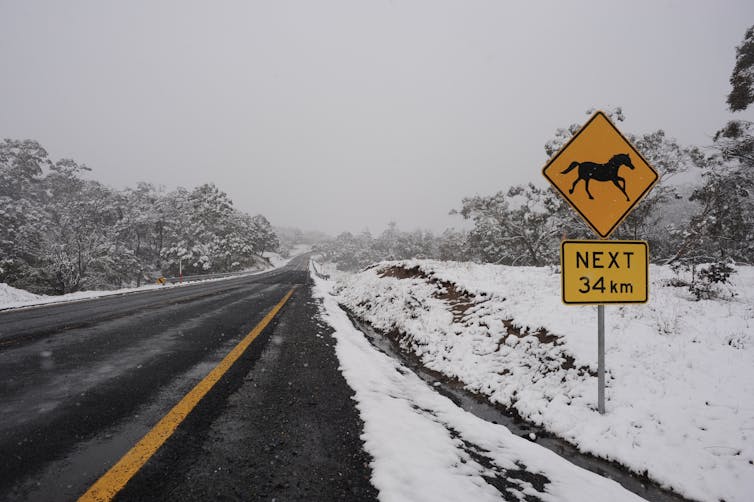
0, 255, 377, 501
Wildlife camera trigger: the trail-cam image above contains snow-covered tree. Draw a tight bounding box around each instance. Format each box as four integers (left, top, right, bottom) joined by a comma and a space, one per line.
39, 161, 126, 293
615, 130, 706, 259
250, 214, 279, 255
455, 183, 566, 266
437, 228, 470, 261
682, 160, 753, 263
117, 182, 168, 285
0, 140, 50, 287
314, 224, 445, 271
667, 25, 754, 265
0, 142, 280, 293
727, 25, 754, 112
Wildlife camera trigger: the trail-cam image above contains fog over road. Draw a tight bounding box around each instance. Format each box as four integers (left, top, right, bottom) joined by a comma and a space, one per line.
0, 255, 376, 501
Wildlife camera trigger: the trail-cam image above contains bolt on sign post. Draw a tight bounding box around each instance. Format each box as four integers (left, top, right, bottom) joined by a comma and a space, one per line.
542, 110, 658, 415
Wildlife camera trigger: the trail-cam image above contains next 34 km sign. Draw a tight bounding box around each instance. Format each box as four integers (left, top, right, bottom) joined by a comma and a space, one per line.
561, 240, 648, 304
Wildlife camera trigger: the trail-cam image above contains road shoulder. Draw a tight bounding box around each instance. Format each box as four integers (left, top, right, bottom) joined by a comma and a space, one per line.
116, 282, 378, 501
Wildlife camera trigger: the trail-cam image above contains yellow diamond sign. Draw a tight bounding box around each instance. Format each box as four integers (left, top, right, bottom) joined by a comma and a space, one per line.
543, 111, 658, 238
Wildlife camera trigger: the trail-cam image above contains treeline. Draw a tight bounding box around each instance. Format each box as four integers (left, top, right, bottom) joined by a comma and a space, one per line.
318, 27, 754, 273
457, 115, 753, 267
0, 140, 278, 294
314, 222, 458, 271
317, 111, 753, 271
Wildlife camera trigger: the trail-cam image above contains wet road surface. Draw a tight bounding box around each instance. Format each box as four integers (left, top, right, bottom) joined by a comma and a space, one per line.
0, 255, 376, 501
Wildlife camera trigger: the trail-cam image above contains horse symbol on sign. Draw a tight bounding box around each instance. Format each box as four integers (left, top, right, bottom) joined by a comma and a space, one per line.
561, 153, 635, 201
541, 110, 658, 238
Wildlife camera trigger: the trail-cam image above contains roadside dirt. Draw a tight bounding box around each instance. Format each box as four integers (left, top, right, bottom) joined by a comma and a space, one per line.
117, 283, 378, 502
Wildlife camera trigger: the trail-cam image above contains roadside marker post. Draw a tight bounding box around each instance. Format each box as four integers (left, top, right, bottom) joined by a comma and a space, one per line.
542, 110, 658, 415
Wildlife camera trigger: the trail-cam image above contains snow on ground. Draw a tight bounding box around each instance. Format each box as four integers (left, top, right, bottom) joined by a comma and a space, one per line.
311, 263, 646, 502
0, 248, 308, 311
263, 244, 311, 268
0, 283, 45, 306
0, 281, 169, 311
325, 259, 754, 502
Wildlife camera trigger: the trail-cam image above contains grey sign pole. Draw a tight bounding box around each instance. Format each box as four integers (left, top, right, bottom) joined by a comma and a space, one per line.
597, 304, 605, 414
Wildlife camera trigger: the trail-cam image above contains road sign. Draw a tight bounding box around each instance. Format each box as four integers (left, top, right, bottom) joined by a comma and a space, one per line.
543, 111, 658, 238
561, 240, 648, 304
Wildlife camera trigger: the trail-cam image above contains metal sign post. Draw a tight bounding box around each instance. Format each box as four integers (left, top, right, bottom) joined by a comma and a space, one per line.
597, 304, 605, 414
559, 239, 647, 413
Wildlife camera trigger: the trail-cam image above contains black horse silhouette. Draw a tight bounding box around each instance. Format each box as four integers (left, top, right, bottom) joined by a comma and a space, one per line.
561, 153, 634, 201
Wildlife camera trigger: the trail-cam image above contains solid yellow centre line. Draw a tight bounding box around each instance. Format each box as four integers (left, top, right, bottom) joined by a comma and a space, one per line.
78, 287, 297, 502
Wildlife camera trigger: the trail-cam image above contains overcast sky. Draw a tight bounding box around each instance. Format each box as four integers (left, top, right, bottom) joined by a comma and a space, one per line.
2, 1, 753, 235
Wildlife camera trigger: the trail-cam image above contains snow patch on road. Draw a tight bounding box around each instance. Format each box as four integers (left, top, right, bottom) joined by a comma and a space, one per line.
327, 259, 754, 502
312, 263, 646, 502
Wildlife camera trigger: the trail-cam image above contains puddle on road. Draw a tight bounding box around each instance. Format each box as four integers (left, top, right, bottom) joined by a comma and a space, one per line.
348, 315, 692, 502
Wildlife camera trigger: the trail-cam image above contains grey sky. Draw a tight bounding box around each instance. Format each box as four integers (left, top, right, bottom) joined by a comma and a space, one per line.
1, 1, 753, 235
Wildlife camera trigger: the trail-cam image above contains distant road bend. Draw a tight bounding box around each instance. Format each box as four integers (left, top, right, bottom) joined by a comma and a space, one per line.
0, 254, 377, 501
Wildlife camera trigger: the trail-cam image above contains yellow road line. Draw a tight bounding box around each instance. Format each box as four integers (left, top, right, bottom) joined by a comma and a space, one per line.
78, 287, 297, 502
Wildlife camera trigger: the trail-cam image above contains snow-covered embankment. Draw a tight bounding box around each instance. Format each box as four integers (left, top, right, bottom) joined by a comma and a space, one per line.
324, 259, 754, 502
312, 261, 646, 502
